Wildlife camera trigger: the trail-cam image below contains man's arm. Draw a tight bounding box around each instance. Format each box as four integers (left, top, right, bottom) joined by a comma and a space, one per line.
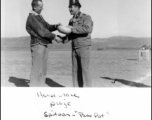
27, 14, 56, 41
71, 15, 93, 34
44, 21, 59, 32
40, 16, 61, 32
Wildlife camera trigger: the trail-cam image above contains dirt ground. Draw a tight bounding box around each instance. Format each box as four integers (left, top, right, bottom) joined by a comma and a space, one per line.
1, 49, 151, 87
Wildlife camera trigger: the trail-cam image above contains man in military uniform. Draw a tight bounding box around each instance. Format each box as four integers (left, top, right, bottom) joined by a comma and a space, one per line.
59, 0, 93, 87
26, 0, 62, 87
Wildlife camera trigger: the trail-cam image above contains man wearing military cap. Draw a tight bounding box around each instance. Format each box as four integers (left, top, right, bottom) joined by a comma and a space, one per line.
59, 0, 94, 87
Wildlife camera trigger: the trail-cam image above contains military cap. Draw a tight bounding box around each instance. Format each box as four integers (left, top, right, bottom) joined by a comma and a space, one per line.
69, 0, 81, 8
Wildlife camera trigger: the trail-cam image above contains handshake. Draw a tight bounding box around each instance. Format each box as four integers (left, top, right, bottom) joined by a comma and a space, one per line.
54, 35, 65, 43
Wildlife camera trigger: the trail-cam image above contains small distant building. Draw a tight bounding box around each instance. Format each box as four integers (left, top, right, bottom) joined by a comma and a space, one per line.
139, 45, 151, 61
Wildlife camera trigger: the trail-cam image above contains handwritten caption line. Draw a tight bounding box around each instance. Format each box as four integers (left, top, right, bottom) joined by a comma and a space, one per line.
44, 110, 109, 119
37, 92, 80, 98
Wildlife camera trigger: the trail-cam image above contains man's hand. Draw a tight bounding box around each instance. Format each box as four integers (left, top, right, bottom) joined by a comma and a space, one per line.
57, 35, 68, 43
58, 23, 63, 26
56, 23, 63, 29
67, 25, 73, 29
54, 35, 63, 43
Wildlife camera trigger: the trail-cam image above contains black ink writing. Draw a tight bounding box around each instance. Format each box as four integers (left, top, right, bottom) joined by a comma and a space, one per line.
37, 92, 80, 99
58, 93, 80, 98
44, 110, 110, 118
50, 101, 71, 108
37, 92, 56, 98
94, 113, 105, 118
44, 111, 71, 117
75, 111, 92, 118
37, 92, 110, 119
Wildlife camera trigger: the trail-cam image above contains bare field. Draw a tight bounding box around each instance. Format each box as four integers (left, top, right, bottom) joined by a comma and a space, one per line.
1, 49, 151, 87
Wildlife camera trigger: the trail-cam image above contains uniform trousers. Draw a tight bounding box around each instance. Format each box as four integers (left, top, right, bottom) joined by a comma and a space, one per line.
30, 44, 49, 87
72, 46, 92, 87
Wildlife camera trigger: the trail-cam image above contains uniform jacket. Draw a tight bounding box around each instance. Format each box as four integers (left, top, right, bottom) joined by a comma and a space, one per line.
64, 12, 93, 49
26, 11, 57, 45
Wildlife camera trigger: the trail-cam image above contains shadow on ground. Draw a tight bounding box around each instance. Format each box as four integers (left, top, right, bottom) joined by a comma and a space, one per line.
45, 78, 64, 87
101, 77, 151, 87
8, 77, 65, 87
8, 77, 30, 87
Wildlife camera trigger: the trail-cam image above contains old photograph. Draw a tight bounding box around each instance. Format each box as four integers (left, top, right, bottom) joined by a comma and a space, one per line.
1, 0, 151, 120
1, 0, 151, 87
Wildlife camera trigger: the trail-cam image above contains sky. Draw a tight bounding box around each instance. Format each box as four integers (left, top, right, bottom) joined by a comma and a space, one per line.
1, 0, 151, 38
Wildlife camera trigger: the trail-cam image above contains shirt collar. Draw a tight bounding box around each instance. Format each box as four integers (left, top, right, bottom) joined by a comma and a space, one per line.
79, 12, 83, 18
30, 10, 40, 16
74, 11, 82, 19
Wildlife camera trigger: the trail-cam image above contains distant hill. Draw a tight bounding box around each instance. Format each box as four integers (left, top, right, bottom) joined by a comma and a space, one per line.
1, 36, 71, 50
92, 36, 151, 50
1, 36, 31, 49
1, 36, 151, 50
